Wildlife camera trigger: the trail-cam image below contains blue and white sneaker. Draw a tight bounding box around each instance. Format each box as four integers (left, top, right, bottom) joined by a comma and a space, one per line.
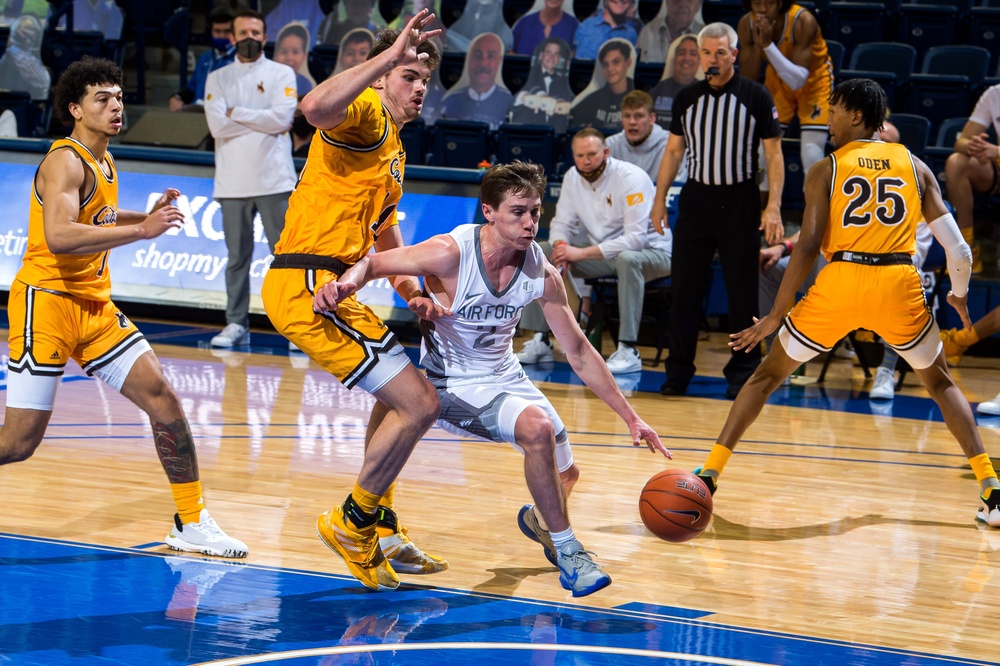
556, 539, 611, 597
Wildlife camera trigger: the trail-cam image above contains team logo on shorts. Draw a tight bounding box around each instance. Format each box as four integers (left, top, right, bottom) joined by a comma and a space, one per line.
114, 311, 130, 329
811, 104, 822, 120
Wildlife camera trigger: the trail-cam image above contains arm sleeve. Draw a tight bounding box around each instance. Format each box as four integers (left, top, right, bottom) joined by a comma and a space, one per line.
763, 43, 809, 91
928, 212, 972, 297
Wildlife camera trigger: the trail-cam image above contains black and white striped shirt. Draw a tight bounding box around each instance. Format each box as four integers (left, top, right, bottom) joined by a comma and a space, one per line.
670, 75, 781, 186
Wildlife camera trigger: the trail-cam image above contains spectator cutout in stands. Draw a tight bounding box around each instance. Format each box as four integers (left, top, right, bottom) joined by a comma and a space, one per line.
511, 0, 579, 57
389, 0, 445, 50
57, 0, 123, 40
509, 36, 574, 133
170, 6, 235, 112
573, 0, 643, 60
569, 38, 636, 130
275, 21, 315, 95
332, 27, 374, 76
443, 0, 514, 53
265, 0, 326, 49
440, 32, 512, 130
318, 0, 379, 47
636, 0, 704, 63
0, 14, 48, 102
648, 33, 701, 130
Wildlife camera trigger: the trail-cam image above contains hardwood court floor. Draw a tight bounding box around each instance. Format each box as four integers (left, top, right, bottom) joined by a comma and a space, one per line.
1, 320, 999, 665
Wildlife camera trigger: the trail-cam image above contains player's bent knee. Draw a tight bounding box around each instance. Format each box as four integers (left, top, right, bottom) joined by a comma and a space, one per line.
515, 406, 555, 452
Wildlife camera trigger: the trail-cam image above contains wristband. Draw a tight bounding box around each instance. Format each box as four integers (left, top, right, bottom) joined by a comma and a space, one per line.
782, 241, 794, 257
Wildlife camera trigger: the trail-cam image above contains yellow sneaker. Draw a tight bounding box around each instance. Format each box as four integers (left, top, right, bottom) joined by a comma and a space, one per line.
376, 506, 449, 575
317, 505, 399, 590
940, 328, 976, 367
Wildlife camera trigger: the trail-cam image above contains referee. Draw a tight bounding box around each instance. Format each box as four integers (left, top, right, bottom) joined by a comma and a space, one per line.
652, 22, 785, 399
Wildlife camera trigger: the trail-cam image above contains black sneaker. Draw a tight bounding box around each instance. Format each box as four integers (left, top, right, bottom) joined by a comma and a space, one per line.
660, 382, 686, 396
692, 467, 718, 496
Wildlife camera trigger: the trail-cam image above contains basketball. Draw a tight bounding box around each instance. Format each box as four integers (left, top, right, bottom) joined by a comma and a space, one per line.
639, 469, 714, 542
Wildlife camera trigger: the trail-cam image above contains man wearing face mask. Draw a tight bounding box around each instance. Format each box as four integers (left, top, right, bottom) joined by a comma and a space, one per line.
170, 7, 236, 112
517, 128, 672, 375
204, 9, 297, 348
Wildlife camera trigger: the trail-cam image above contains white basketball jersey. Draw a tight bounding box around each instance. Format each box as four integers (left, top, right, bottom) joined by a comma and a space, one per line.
420, 224, 547, 385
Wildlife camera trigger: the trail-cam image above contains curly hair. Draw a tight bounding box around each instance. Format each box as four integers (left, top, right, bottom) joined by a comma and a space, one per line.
739, 0, 794, 14
368, 28, 441, 72
830, 78, 887, 134
52, 56, 124, 127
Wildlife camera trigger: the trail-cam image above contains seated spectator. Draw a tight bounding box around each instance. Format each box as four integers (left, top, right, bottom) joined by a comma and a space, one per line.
944, 81, 1000, 274
444, 0, 514, 53
512, 0, 579, 57
0, 14, 49, 102
509, 36, 574, 133
274, 21, 315, 95
171, 7, 236, 111
57, 0, 124, 39
332, 27, 373, 75
606, 90, 668, 185
573, 0, 643, 60
648, 33, 701, 129
266, 0, 326, 48
569, 38, 635, 130
517, 127, 672, 375
440, 32, 512, 130
636, 0, 703, 63
318, 0, 377, 47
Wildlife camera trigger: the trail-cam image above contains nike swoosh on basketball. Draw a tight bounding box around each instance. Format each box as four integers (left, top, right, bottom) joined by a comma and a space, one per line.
663, 509, 702, 524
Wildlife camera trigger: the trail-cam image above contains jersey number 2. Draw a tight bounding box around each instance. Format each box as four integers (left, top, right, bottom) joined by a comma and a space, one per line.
842, 176, 906, 227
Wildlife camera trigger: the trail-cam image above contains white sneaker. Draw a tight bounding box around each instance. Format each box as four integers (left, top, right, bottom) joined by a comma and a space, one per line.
869, 366, 895, 400
517, 332, 553, 364
211, 323, 249, 348
978, 392, 1000, 416
165, 509, 249, 558
605, 343, 641, 374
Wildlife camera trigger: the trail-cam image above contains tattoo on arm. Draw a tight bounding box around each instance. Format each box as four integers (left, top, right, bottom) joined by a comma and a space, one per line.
152, 419, 200, 483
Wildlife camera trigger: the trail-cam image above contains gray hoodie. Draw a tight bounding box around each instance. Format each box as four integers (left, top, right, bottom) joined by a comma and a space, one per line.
607, 123, 688, 184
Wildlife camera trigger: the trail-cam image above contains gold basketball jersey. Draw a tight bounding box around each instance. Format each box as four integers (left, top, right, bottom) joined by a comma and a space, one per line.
778, 4, 830, 76
16, 137, 119, 301
824, 140, 923, 260
277, 87, 404, 264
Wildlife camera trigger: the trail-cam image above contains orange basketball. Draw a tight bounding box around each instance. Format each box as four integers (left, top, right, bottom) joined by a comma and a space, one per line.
639, 469, 713, 542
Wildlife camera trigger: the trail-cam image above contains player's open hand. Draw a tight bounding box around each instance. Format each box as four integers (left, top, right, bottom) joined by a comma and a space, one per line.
759, 244, 783, 271
138, 205, 184, 239
313, 281, 357, 314
946, 291, 973, 329
760, 208, 783, 245
630, 420, 672, 458
408, 295, 451, 321
730, 314, 779, 352
395, 8, 442, 67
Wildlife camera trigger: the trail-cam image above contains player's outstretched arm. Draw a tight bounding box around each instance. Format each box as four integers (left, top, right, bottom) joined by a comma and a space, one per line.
300, 9, 441, 130
40, 153, 183, 255
540, 261, 672, 458
117, 188, 181, 225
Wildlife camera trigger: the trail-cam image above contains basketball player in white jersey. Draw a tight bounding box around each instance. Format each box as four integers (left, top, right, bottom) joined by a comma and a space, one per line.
313, 161, 671, 597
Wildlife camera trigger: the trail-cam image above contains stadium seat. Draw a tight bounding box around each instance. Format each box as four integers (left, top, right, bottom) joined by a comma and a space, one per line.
821, 3, 887, 56
702, 0, 744, 26
399, 117, 427, 165
429, 119, 492, 169
839, 42, 917, 107
825, 39, 845, 78
894, 4, 959, 64
584, 275, 673, 367
966, 8, 1000, 73
919, 45, 990, 87
438, 51, 465, 90
308, 44, 339, 83
495, 123, 556, 174
887, 112, 931, 155
781, 139, 806, 211
502, 54, 532, 95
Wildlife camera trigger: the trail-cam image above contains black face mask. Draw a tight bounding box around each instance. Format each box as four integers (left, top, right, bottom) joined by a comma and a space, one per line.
291, 113, 313, 138
236, 37, 263, 60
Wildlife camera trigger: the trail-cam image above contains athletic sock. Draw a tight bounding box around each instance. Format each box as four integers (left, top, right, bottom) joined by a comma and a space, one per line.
550, 526, 575, 551
380, 482, 395, 510
170, 480, 205, 524
703, 444, 733, 478
968, 453, 999, 493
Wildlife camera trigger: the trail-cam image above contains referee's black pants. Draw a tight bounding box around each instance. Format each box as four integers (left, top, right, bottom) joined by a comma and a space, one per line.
664, 178, 762, 394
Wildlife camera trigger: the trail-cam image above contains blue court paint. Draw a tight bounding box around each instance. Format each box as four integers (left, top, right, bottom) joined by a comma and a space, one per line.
0, 535, 991, 666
